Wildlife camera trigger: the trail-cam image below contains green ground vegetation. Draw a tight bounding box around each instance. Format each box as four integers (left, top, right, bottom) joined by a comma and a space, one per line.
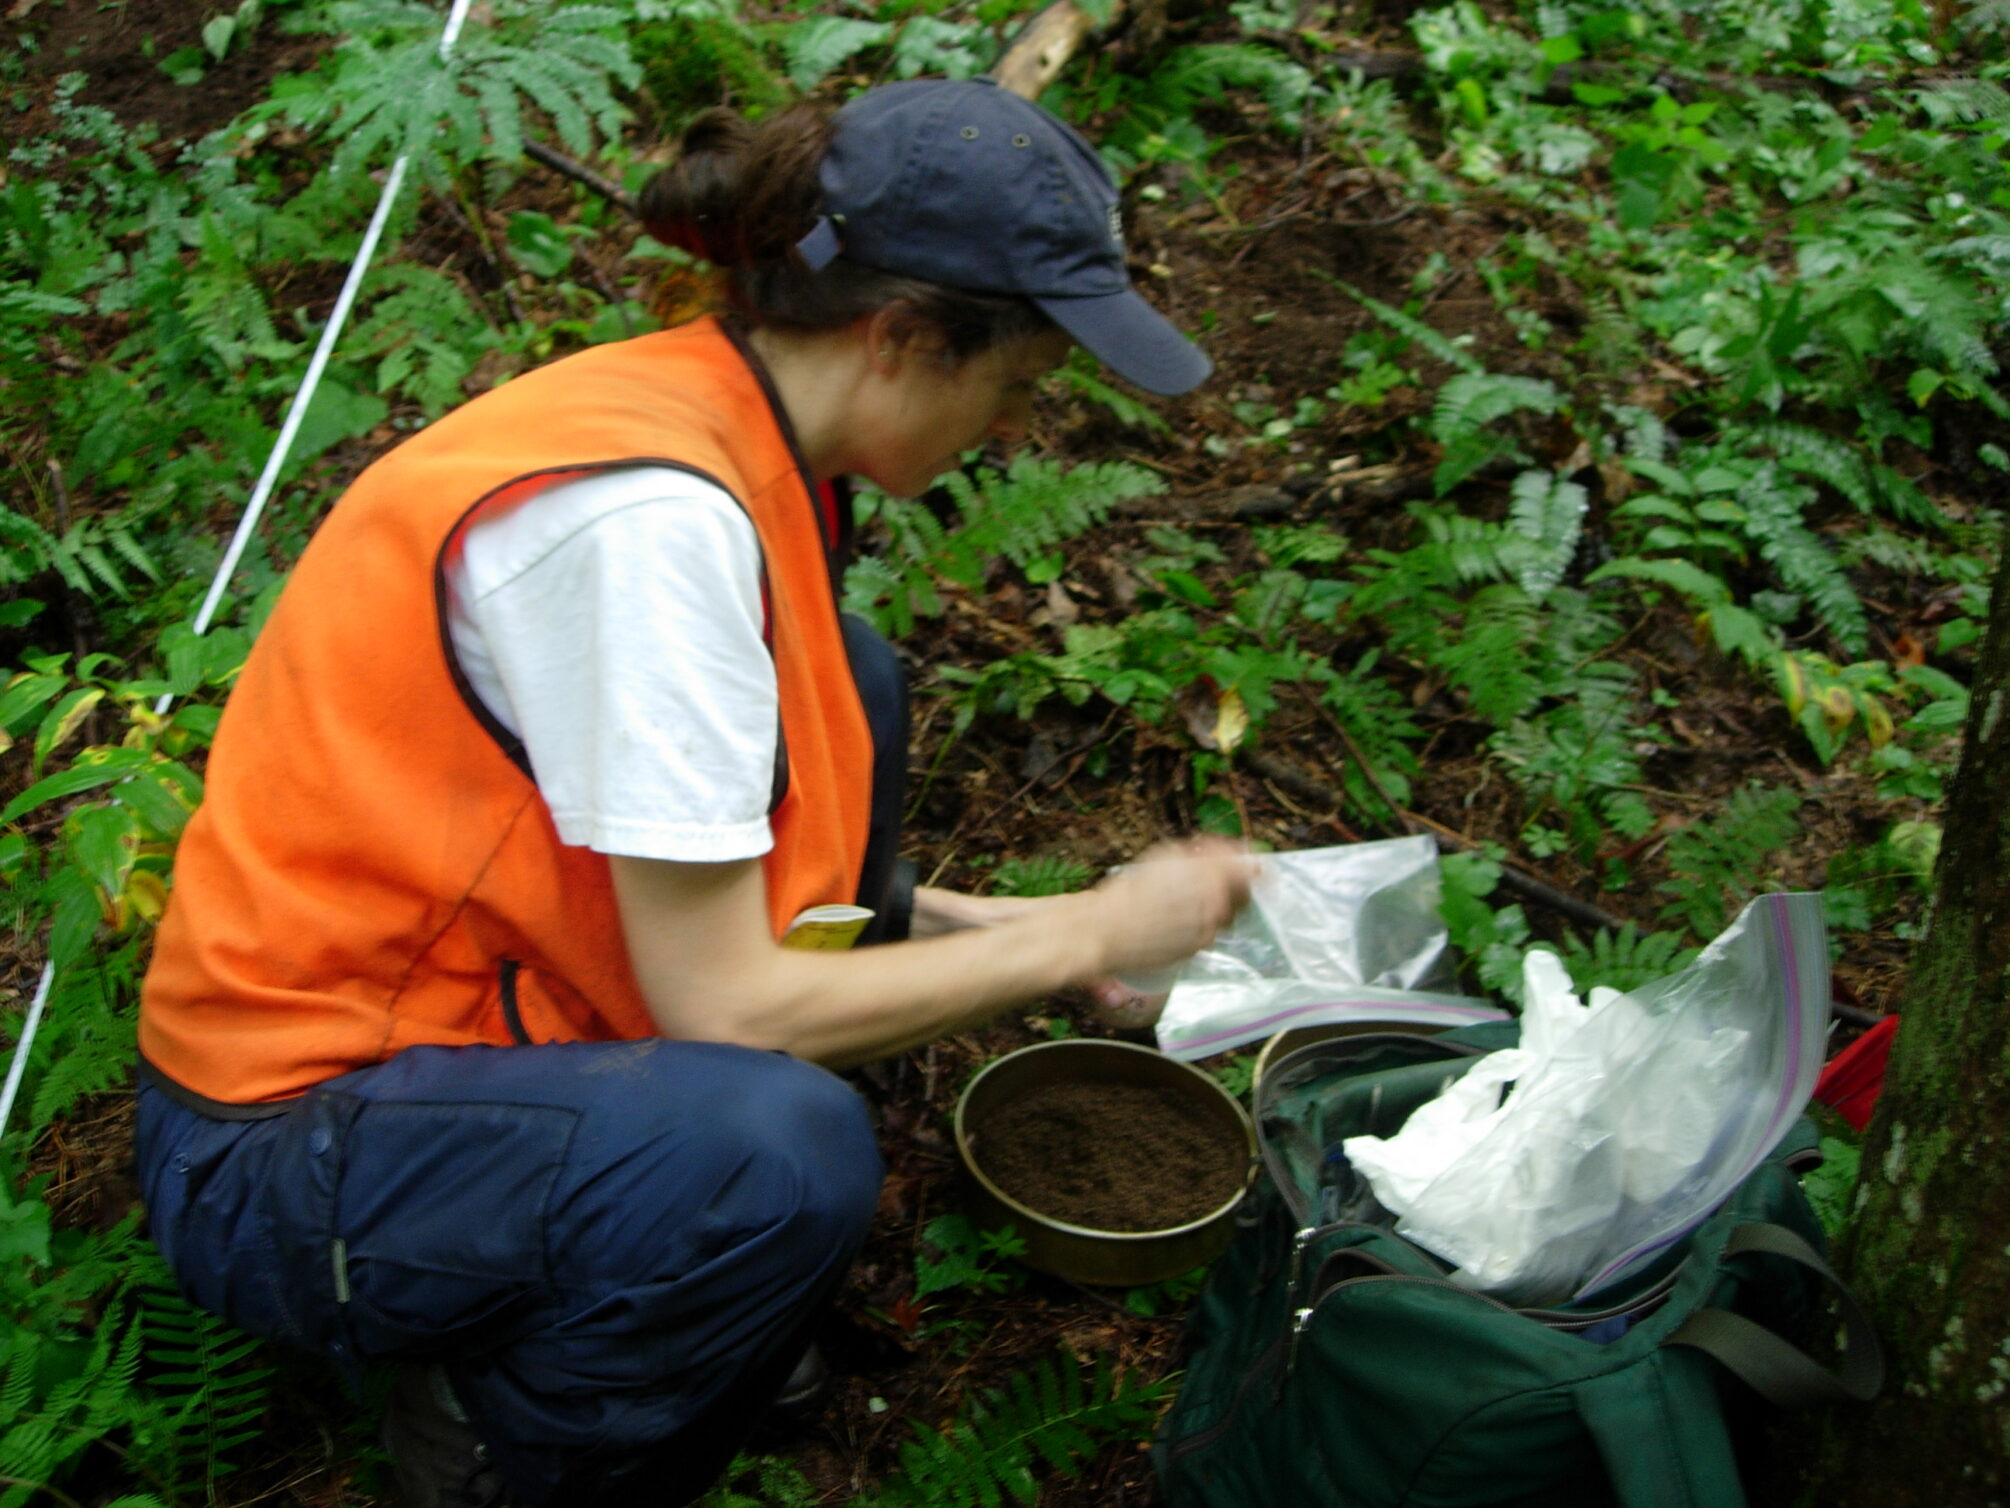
2, 0, 2005, 1501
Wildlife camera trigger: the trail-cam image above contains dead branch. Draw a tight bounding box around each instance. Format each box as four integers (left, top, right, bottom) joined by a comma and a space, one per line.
524, 139, 639, 219
992, 0, 1126, 99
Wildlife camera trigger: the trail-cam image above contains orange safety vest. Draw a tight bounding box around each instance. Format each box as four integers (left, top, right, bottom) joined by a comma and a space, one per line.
139, 317, 874, 1110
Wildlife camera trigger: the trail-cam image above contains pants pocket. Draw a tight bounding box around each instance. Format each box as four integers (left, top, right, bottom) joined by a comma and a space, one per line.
275, 1091, 579, 1359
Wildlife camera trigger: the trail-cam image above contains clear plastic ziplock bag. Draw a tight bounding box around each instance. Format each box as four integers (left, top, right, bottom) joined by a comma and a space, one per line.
1344, 891, 1831, 1307
1154, 836, 1507, 1061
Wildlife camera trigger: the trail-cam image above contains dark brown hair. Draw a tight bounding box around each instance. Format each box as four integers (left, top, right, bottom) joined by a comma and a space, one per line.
639, 105, 1052, 364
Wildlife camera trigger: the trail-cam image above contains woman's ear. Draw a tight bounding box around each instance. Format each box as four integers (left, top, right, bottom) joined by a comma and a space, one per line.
860, 307, 906, 377
863, 304, 946, 376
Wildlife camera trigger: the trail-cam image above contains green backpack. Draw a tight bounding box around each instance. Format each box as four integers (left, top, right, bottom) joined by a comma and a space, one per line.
1154, 1028, 1882, 1508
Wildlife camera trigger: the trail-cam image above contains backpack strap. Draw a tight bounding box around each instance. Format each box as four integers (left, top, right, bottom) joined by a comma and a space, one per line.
1573, 1360, 1746, 1508
1664, 1222, 1885, 1408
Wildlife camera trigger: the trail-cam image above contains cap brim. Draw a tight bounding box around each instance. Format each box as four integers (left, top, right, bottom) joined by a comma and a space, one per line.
1036, 288, 1213, 396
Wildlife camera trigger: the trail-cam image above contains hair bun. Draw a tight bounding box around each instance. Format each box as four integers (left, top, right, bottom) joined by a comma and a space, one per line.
639, 106, 831, 270
639, 109, 757, 267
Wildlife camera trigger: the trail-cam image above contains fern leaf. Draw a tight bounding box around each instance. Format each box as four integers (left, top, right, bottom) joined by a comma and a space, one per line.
1658, 786, 1802, 939
1502, 469, 1587, 602
1432, 373, 1563, 439
777, 16, 892, 90
1332, 282, 1484, 374
873, 1355, 1174, 1508
1737, 419, 1878, 513
1433, 583, 1545, 725
1587, 555, 1731, 606
1737, 467, 1868, 657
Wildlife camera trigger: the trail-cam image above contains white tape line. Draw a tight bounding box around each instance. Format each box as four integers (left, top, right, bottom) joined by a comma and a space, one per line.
0, 963, 55, 1136
153, 0, 481, 716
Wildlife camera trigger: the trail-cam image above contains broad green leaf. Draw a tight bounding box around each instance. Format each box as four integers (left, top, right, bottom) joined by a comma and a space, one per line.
203, 14, 237, 60
34, 687, 105, 774
65, 802, 140, 900
506, 211, 573, 279
0, 673, 68, 737
1612, 142, 1677, 231
0, 748, 148, 826
0, 1187, 52, 1268
292, 378, 390, 464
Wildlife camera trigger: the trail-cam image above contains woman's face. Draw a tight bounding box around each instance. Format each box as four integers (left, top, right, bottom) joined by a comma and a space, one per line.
857, 327, 1075, 498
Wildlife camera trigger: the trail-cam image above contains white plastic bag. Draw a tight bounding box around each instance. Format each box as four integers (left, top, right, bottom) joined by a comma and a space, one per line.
1342, 891, 1831, 1305
1154, 837, 1506, 1060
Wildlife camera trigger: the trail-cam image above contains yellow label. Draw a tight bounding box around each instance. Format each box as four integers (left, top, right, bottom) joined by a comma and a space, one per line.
781, 904, 874, 951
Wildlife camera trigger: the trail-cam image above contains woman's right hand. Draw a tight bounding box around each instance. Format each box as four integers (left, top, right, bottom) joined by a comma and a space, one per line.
1080, 838, 1258, 982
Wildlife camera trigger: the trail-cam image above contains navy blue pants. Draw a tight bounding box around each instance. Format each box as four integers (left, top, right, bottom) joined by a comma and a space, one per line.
136, 616, 909, 1503
137, 1040, 883, 1505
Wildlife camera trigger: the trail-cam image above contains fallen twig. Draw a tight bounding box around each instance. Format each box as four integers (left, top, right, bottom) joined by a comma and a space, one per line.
523, 138, 638, 218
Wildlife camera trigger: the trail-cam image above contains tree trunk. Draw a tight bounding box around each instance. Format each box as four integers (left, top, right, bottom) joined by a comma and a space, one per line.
1797, 544, 2010, 1505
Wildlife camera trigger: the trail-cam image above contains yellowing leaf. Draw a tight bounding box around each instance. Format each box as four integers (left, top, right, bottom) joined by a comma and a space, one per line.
1862, 697, 1895, 747
1813, 683, 1856, 733
124, 869, 169, 924
1213, 688, 1250, 755
1776, 653, 1811, 718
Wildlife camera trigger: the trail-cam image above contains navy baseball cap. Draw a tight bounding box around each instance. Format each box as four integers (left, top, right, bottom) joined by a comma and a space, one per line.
794, 77, 1212, 396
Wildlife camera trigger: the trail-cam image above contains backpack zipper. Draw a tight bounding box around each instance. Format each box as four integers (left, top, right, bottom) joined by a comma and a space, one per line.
1282, 1264, 1684, 1379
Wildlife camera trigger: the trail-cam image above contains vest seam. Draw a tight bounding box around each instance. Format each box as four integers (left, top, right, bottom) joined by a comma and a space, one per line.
370, 788, 543, 1065
459, 483, 759, 609
432, 457, 776, 779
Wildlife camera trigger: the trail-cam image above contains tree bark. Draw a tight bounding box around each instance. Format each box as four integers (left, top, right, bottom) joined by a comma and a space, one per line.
1795, 543, 2010, 1504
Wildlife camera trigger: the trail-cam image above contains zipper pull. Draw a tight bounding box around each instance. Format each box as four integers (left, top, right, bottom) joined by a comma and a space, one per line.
1282, 1305, 1316, 1383
1285, 1225, 1318, 1302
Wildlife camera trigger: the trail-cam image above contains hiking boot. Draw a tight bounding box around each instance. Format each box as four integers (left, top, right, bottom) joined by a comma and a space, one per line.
750, 1342, 833, 1446
382, 1363, 515, 1508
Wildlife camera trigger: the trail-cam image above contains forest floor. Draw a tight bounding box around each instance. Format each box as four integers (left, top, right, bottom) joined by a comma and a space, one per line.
2, 0, 1951, 1503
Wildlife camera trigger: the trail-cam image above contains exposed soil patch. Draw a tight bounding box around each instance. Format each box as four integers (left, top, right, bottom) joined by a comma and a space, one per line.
6, 0, 327, 148
971, 1081, 1247, 1232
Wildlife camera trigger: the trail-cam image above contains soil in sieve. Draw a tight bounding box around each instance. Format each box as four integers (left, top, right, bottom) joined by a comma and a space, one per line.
970, 1081, 1246, 1232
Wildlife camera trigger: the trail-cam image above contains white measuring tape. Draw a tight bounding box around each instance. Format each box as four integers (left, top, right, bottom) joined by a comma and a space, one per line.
152, 0, 477, 718
3, 1, 478, 1138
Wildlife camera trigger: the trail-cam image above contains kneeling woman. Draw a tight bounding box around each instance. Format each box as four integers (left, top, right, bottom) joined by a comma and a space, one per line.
135, 78, 1250, 1508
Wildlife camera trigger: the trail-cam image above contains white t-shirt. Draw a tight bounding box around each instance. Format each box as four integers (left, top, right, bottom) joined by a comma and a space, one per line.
443, 465, 780, 863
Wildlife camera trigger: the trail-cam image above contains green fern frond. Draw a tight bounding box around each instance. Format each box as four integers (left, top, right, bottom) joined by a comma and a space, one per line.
1332, 282, 1485, 374
293, 0, 637, 184
1916, 77, 2010, 125
940, 456, 1164, 585
1428, 375, 1561, 496
133, 1266, 274, 1496
1836, 525, 1973, 579
869, 1354, 1174, 1508
1737, 420, 1877, 511
1658, 785, 1802, 939
1251, 523, 1347, 569
1736, 467, 1869, 657
1502, 468, 1587, 602
1433, 582, 1544, 725
0, 507, 66, 589
1605, 402, 1669, 462
1559, 923, 1698, 996
1432, 373, 1564, 439
1311, 650, 1422, 821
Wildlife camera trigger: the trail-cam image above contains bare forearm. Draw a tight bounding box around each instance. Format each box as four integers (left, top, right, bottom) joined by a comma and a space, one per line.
688, 904, 1106, 1067
608, 845, 1250, 1070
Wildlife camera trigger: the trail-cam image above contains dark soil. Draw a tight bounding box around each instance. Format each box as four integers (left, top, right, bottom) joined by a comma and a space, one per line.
5, 0, 327, 148
971, 1082, 1247, 1232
